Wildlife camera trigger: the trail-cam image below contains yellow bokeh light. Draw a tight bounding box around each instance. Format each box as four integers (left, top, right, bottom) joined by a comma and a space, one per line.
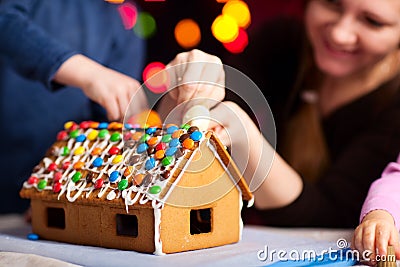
174, 19, 201, 49
211, 14, 239, 43
222, 0, 251, 29
105, 0, 125, 4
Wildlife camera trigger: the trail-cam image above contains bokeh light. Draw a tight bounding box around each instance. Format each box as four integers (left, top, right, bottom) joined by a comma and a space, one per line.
211, 14, 239, 43
174, 19, 201, 49
127, 110, 162, 128
133, 12, 157, 39
142, 62, 169, 94
117, 3, 138, 30
105, 0, 125, 4
222, 0, 251, 29
216, 0, 229, 2
223, 27, 248, 53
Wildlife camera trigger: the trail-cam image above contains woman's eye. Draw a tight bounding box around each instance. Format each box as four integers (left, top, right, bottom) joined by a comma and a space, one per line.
321, 0, 341, 9
365, 17, 384, 28
323, 0, 340, 5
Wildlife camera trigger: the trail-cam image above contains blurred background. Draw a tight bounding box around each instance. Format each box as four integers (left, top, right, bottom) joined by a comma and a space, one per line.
111, 0, 304, 84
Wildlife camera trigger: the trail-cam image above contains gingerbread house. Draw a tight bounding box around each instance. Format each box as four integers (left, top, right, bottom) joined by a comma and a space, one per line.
20, 121, 253, 255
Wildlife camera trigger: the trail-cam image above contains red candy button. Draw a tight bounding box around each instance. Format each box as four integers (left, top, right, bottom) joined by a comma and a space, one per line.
57, 131, 68, 141
109, 146, 120, 155
28, 176, 38, 185
94, 179, 104, 189
48, 163, 57, 171
54, 171, 63, 182
53, 182, 62, 193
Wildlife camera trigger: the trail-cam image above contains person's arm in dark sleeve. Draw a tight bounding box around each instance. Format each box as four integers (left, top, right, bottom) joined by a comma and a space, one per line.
245, 102, 400, 228
0, 0, 77, 89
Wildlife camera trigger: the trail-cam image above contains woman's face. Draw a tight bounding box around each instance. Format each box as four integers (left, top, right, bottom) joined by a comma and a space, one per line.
305, 0, 400, 77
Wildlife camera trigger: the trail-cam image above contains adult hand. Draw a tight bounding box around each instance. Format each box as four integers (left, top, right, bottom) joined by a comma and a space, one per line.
208, 101, 253, 146
352, 209, 400, 265
165, 49, 225, 112
54, 54, 148, 121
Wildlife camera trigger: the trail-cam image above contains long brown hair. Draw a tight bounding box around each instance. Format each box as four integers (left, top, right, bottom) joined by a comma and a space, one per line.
280, 36, 331, 183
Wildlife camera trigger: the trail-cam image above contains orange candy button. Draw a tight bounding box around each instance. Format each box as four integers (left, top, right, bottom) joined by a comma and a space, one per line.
131, 132, 142, 141
182, 138, 194, 149
172, 129, 184, 139
147, 137, 159, 146
133, 174, 144, 185
73, 161, 85, 170
124, 166, 134, 177
154, 150, 165, 160
91, 147, 102, 156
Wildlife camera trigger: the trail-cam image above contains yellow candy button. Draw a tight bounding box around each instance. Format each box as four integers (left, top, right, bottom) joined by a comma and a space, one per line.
87, 130, 99, 141
112, 155, 123, 164
74, 146, 85, 155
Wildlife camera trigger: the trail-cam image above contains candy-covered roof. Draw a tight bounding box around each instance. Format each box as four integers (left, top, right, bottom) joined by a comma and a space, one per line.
20, 121, 253, 210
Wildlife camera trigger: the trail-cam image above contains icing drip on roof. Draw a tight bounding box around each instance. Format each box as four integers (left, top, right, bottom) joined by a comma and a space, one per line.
23, 121, 204, 211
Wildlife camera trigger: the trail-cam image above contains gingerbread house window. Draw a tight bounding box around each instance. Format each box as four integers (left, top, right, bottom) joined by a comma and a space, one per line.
116, 214, 138, 237
47, 207, 65, 229
190, 208, 212, 235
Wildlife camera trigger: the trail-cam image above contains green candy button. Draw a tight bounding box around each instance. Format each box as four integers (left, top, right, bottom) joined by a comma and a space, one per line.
110, 132, 121, 142
118, 179, 128, 191
61, 146, 70, 156
98, 129, 109, 139
69, 129, 79, 138
161, 156, 174, 166
149, 185, 161, 194
161, 134, 172, 143
180, 124, 190, 130
37, 180, 47, 190
72, 172, 82, 183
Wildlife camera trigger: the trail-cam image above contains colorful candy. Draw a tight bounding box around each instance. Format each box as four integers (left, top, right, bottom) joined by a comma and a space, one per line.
118, 179, 128, 190
76, 134, 86, 142
94, 179, 104, 189
74, 146, 85, 156
87, 130, 99, 141
110, 132, 121, 142
72, 172, 82, 182
112, 155, 123, 164
109, 171, 120, 183
108, 146, 120, 155
52, 182, 62, 193
145, 157, 156, 170
98, 129, 109, 139
37, 180, 47, 190
149, 185, 161, 194
27, 176, 38, 185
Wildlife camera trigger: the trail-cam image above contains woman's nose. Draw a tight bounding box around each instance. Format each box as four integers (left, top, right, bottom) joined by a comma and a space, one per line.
329, 15, 358, 46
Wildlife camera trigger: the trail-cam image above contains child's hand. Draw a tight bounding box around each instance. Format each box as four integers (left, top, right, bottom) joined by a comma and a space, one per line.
54, 54, 148, 121
352, 209, 400, 265
80, 65, 146, 121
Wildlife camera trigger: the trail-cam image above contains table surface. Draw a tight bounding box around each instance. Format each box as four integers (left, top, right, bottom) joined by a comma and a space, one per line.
0, 214, 371, 267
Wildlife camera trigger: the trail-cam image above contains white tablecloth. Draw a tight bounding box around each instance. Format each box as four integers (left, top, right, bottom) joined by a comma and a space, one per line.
0, 214, 365, 267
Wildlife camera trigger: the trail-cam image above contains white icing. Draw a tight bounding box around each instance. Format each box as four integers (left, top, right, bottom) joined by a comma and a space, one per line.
238, 193, 243, 241
247, 196, 254, 208
153, 208, 165, 255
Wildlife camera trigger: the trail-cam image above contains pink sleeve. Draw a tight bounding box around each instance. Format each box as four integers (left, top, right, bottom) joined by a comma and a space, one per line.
360, 154, 400, 230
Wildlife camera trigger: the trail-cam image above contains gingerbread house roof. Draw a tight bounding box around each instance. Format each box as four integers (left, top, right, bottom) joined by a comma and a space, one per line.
20, 121, 253, 210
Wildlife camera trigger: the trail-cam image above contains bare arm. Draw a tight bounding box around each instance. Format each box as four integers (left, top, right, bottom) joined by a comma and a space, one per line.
210, 101, 303, 209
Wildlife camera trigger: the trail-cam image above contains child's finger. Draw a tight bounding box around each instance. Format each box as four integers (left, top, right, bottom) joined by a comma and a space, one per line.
106, 100, 120, 121
375, 225, 390, 256
352, 225, 365, 252
362, 226, 377, 255
388, 229, 400, 259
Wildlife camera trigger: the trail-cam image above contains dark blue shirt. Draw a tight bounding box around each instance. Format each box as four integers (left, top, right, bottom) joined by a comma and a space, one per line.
0, 0, 145, 213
